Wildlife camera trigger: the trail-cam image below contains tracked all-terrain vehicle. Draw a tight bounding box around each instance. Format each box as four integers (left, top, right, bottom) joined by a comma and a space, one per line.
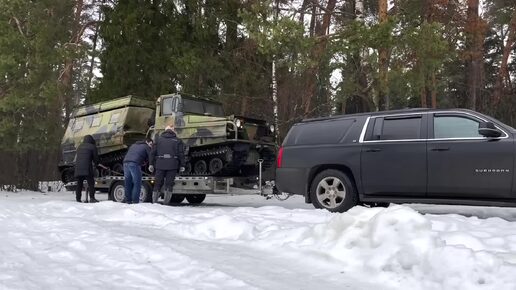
58, 93, 277, 185
150, 93, 276, 179
58, 96, 155, 183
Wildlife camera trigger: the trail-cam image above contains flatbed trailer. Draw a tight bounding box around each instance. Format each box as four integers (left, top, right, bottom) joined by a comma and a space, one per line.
65, 175, 274, 203
65, 159, 289, 204
65, 161, 279, 204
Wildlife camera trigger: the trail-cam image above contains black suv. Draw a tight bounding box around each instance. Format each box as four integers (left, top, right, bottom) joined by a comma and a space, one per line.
275, 109, 516, 212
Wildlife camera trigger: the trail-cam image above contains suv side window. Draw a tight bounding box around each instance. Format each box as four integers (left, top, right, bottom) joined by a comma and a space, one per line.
434, 115, 482, 139
382, 116, 421, 140
367, 116, 422, 141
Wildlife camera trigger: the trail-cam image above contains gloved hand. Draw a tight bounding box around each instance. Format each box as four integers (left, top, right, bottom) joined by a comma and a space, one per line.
148, 165, 154, 173
179, 167, 185, 173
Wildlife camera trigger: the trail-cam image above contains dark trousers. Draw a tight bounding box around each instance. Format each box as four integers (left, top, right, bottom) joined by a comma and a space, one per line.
124, 162, 142, 203
76, 175, 95, 201
154, 169, 176, 193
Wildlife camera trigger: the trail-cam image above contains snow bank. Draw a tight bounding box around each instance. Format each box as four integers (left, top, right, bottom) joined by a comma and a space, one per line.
2, 191, 516, 290
173, 205, 516, 290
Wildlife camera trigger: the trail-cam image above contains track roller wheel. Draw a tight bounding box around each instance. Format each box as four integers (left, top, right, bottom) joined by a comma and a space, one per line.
194, 160, 207, 175
209, 158, 223, 174
111, 163, 124, 176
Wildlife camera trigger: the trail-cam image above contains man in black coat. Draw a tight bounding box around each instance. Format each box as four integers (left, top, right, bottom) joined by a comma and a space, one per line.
123, 138, 153, 204
149, 122, 185, 204
74, 135, 100, 203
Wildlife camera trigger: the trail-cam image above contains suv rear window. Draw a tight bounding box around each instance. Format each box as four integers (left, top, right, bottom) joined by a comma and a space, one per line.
366, 115, 422, 141
285, 119, 355, 146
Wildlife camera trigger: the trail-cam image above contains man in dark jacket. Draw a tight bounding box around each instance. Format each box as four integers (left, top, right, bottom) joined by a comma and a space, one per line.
149, 121, 185, 204
74, 135, 100, 203
123, 138, 153, 204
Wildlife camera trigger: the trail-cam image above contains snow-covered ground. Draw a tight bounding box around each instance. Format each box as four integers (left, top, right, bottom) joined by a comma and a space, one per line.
2, 191, 516, 290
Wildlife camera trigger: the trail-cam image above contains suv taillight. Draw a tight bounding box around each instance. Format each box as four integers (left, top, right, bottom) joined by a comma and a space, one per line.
277, 147, 284, 168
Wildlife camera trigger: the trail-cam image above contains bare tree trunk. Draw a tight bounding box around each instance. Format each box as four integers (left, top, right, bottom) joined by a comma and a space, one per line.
420, 87, 427, 108
431, 73, 437, 108
299, 0, 310, 23
309, 2, 316, 37
271, 0, 280, 142
494, 9, 516, 103
272, 60, 279, 140
240, 95, 249, 115
86, 2, 101, 98
353, 0, 373, 112
465, 0, 484, 110
271, 0, 280, 139
59, 0, 84, 121
302, 0, 337, 117
355, 0, 364, 22
340, 101, 347, 114
378, 0, 389, 110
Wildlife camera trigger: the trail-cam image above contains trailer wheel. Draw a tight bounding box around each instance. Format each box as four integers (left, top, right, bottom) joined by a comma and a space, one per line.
186, 194, 206, 204
62, 168, 75, 184
163, 193, 185, 205
110, 181, 125, 203
139, 182, 152, 203
170, 194, 186, 204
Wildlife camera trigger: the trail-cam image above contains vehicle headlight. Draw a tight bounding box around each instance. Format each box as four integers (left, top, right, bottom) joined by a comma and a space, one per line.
269, 124, 275, 133
235, 118, 242, 128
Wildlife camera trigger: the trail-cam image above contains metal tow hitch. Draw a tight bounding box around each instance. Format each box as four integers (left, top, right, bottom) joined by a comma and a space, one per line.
267, 183, 292, 201
258, 159, 292, 201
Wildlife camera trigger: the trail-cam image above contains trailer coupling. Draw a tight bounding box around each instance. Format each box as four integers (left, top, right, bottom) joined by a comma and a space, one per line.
257, 159, 292, 201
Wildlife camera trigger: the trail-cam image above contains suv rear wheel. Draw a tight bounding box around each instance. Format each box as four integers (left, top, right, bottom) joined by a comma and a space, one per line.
310, 169, 357, 213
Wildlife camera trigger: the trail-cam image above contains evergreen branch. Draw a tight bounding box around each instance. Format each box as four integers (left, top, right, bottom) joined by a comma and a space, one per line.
277, 5, 355, 18
72, 20, 100, 43
11, 17, 25, 37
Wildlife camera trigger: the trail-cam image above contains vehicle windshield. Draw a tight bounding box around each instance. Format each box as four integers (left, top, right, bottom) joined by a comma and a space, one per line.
183, 98, 225, 117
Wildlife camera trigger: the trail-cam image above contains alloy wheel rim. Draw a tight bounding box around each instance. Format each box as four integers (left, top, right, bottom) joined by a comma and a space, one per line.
114, 185, 125, 202
316, 177, 346, 209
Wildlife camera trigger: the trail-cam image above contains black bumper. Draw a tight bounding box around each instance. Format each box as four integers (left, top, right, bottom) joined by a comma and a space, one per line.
275, 168, 308, 197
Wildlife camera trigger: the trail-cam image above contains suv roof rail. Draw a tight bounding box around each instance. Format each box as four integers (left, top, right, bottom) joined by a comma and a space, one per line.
300, 108, 438, 123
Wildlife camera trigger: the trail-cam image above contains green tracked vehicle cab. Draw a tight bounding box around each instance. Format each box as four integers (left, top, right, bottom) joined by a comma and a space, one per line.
149, 93, 277, 177
58, 96, 155, 183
